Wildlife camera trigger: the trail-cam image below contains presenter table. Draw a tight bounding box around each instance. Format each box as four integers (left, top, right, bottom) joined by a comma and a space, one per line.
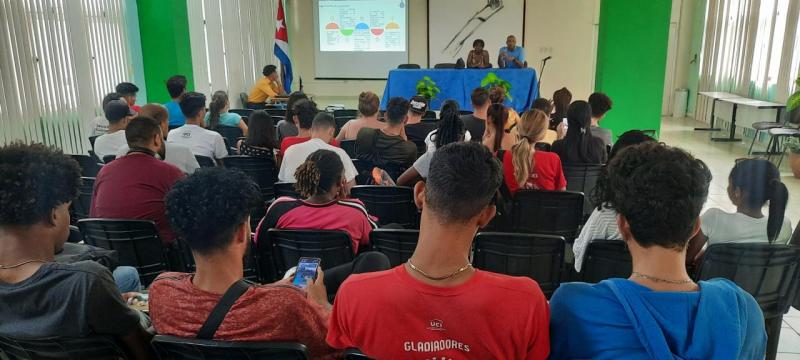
381, 68, 538, 113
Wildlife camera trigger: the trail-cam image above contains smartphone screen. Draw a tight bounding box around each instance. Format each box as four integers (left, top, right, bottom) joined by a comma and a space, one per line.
292, 257, 321, 289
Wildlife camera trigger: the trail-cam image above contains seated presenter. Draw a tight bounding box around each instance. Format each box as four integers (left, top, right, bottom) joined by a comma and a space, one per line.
247, 65, 285, 109
498, 35, 525, 69
467, 39, 491, 68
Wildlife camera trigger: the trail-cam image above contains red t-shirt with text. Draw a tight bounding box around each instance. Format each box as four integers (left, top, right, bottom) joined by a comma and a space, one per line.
327, 266, 550, 359
502, 150, 566, 194
280, 136, 340, 155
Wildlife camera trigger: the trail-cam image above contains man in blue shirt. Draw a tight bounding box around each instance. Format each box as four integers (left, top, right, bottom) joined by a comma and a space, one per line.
164, 75, 187, 127
498, 35, 525, 69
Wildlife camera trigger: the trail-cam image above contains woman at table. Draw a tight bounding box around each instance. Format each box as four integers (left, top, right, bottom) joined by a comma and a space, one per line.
467, 39, 491, 68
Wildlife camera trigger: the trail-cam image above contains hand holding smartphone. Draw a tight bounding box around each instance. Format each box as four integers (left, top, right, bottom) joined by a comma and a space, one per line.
292, 257, 321, 289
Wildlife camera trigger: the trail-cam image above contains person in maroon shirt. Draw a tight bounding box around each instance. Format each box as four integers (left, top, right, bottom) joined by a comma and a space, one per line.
90, 116, 184, 245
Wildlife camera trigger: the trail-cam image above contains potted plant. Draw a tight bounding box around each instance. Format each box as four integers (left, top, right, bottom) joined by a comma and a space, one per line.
480, 72, 513, 101
415, 76, 440, 101
787, 138, 800, 179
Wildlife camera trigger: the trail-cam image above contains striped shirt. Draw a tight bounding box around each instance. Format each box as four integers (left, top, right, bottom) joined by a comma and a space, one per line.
572, 207, 622, 272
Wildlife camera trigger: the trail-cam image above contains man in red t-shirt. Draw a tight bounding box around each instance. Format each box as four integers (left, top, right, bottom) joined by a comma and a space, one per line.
90, 116, 184, 245
327, 142, 551, 359
279, 100, 339, 157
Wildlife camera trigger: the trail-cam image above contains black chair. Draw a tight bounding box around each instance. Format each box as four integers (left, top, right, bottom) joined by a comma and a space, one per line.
344, 349, 373, 359
563, 164, 603, 221
351, 159, 373, 185
214, 126, 245, 155
459, 110, 473, 115
397, 64, 421, 69
274, 182, 301, 199
67, 225, 82, 243
255, 229, 354, 283
229, 108, 253, 118
334, 109, 359, 118
151, 334, 309, 360
534, 142, 551, 152
71, 154, 102, 177
0, 335, 127, 360
473, 232, 565, 298
195, 155, 215, 168
424, 110, 437, 119
350, 186, 418, 228
433, 63, 457, 69
69, 177, 95, 223
578, 240, 632, 283
77, 219, 169, 286
88, 135, 99, 151
370, 229, 419, 267
266, 109, 286, 118
340, 140, 357, 158
511, 190, 584, 243
225, 156, 277, 200
102, 154, 116, 164
698, 243, 800, 360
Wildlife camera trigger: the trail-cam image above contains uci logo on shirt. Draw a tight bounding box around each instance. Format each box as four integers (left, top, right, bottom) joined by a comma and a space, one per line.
427, 319, 445, 331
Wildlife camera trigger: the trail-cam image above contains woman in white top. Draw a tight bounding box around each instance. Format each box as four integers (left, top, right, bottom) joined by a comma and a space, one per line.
698, 159, 792, 246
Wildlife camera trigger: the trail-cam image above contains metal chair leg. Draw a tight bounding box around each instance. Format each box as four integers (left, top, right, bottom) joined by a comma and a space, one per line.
765, 315, 782, 360
748, 129, 759, 155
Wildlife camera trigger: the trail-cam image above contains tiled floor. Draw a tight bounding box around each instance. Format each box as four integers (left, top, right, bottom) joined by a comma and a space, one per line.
661, 116, 800, 358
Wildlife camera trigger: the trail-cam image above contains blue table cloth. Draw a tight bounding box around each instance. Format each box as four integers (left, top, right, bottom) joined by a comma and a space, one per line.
381, 68, 538, 113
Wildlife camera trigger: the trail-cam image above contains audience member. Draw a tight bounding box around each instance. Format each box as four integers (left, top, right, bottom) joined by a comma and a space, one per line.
461, 87, 490, 140
498, 35, 525, 69
92, 116, 184, 245
572, 130, 655, 272
530, 98, 562, 144
327, 142, 550, 359
116, 104, 199, 174
279, 112, 357, 185
276, 91, 308, 142
404, 96, 437, 144
247, 65, 285, 108
168, 92, 228, 164
87, 92, 121, 137
238, 110, 279, 160
550, 142, 766, 359
205, 90, 248, 135
336, 91, 384, 141
502, 109, 566, 194
280, 99, 338, 156
550, 87, 572, 129
115, 82, 140, 112
551, 101, 607, 164
467, 38, 491, 68
355, 97, 417, 170
93, 99, 135, 160
397, 102, 467, 186
164, 75, 187, 127
588, 92, 613, 146
489, 86, 520, 130
424, 100, 471, 151
483, 103, 516, 152
150, 168, 338, 358
0, 143, 151, 359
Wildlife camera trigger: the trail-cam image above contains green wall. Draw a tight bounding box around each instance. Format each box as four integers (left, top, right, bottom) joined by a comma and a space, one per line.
595, 0, 672, 139
136, 0, 194, 103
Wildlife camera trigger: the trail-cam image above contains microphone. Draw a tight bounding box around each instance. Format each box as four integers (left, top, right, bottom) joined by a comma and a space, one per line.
542, 56, 552, 62
299, 77, 304, 92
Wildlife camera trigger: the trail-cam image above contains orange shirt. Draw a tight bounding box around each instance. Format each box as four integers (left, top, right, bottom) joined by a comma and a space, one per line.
247, 77, 281, 103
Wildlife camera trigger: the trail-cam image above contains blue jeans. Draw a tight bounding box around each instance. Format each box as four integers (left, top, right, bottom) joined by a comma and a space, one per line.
112, 266, 142, 293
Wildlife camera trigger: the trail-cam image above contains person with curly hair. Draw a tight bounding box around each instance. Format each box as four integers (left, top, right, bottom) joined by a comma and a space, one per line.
0, 142, 152, 359
549, 142, 766, 359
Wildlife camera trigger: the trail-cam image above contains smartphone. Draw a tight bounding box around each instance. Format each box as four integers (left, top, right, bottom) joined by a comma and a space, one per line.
292, 257, 321, 289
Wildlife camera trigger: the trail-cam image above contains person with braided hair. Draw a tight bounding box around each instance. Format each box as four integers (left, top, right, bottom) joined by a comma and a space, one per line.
501, 109, 566, 194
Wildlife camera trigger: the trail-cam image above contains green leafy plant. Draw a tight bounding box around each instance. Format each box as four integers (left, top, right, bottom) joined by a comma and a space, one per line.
480, 72, 513, 101
415, 76, 440, 100
786, 137, 800, 155
788, 76, 800, 112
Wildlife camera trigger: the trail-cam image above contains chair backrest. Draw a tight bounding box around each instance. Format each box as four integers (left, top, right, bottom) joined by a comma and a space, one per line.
473, 232, 565, 298
459, 110, 473, 115
195, 155, 215, 168
88, 135, 99, 150
433, 63, 457, 69
534, 142, 551, 152
230, 108, 253, 118
424, 110, 437, 119
350, 186, 418, 228
397, 64, 421, 69
238, 92, 248, 107
214, 126, 245, 155
698, 243, 800, 318
562, 164, 603, 219
224, 155, 277, 200
71, 154, 102, 177
335, 116, 356, 135
579, 240, 632, 283
370, 229, 419, 267
333, 109, 359, 118
266, 109, 286, 118
340, 140, 357, 158
102, 154, 116, 164
0, 335, 127, 360
77, 219, 168, 286
511, 190, 584, 242
256, 229, 354, 282
274, 182, 301, 199
151, 335, 309, 360
69, 177, 95, 222
343, 349, 374, 359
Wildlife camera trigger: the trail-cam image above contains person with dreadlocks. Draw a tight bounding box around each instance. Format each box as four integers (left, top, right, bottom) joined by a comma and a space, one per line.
501, 109, 566, 194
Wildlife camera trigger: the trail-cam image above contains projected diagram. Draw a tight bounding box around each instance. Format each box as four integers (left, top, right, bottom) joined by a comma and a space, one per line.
319, 0, 406, 52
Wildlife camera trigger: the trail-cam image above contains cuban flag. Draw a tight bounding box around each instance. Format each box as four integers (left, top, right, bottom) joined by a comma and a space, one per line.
274, 0, 292, 93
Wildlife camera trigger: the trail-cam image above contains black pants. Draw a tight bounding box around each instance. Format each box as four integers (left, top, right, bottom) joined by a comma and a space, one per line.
246, 102, 266, 110
324, 252, 391, 296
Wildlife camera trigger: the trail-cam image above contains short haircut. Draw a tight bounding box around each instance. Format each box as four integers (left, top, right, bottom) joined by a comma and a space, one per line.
166, 75, 187, 98
125, 116, 162, 147
311, 112, 335, 130
608, 130, 655, 161
531, 98, 552, 113
0, 142, 80, 225
426, 142, 502, 223
472, 39, 485, 48
358, 91, 380, 117
179, 92, 206, 118
385, 97, 409, 125
165, 168, 262, 255
293, 99, 318, 129
138, 103, 169, 124
115, 82, 139, 96
285, 91, 309, 121
471, 87, 489, 107
102, 92, 122, 108
588, 92, 613, 118
263, 65, 277, 77
595, 142, 711, 249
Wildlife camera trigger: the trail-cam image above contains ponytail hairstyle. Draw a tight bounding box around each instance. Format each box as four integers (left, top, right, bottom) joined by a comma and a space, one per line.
486, 103, 508, 152
293, 149, 345, 198
512, 110, 549, 185
729, 159, 789, 242
565, 100, 599, 163
435, 100, 465, 149
207, 90, 229, 130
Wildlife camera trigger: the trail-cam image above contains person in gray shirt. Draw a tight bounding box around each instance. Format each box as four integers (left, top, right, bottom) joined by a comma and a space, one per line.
588, 92, 614, 147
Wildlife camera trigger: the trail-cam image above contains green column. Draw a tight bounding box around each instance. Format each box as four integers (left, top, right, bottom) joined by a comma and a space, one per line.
595, 0, 672, 139
136, 0, 194, 103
